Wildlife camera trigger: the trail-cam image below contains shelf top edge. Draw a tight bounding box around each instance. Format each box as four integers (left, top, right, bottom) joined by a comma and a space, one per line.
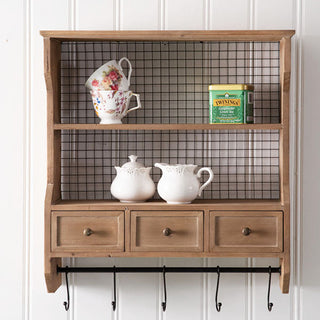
53, 123, 283, 131
40, 30, 295, 41
51, 199, 284, 210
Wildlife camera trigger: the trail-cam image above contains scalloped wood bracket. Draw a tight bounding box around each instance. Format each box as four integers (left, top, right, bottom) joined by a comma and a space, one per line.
45, 257, 61, 293
279, 256, 290, 293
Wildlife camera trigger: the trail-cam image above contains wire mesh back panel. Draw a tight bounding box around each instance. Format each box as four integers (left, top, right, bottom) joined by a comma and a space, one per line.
60, 41, 280, 124
61, 130, 280, 200
60, 40, 280, 201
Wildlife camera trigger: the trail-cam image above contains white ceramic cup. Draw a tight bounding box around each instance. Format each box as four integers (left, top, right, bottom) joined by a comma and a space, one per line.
90, 90, 142, 124
86, 57, 132, 91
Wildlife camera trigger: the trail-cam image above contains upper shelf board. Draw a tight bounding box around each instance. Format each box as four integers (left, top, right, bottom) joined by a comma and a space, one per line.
54, 123, 282, 131
40, 30, 295, 42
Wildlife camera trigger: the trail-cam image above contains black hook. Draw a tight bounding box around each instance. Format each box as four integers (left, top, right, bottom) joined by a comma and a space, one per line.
63, 266, 70, 311
162, 266, 167, 312
215, 266, 222, 312
112, 266, 117, 311
267, 266, 274, 312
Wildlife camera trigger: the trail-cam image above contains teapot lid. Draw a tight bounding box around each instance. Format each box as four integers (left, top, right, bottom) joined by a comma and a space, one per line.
121, 155, 144, 169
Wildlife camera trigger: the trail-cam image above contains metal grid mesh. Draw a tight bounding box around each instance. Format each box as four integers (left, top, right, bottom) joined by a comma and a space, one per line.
60, 41, 280, 124
61, 130, 280, 200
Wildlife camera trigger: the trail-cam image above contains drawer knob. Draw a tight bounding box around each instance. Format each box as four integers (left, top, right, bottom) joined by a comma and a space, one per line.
242, 227, 251, 236
163, 228, 171, 236
83, 228, 93, 236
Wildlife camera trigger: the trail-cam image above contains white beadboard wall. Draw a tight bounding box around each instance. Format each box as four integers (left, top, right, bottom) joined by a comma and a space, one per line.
2, 0, 320, 319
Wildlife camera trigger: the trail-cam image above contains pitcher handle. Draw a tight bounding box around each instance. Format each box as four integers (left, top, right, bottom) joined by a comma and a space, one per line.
118, 57, 132, 87
197, 167, 214, 197
125, 93, 142, 115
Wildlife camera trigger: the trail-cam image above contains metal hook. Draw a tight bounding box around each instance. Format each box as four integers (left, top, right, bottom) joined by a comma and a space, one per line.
162, 265, 167, 312
63, 266, 70, 311
112, 266, 117, 311
215, 266, 222, 312
267, 266, 274, 312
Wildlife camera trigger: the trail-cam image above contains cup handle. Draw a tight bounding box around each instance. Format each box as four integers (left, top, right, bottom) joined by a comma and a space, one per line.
197, 167, 214, 197
118, 57, 132, 87
125, 93, 142, 115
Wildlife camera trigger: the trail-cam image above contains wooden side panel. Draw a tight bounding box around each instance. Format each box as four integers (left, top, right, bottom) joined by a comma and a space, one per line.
44, 37, 62, 292
44, 184, 61, 292
44, 37, 61, 202
279, 37, 291, 293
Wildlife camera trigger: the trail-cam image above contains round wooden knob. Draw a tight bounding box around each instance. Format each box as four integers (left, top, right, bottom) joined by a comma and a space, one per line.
163, 228, 171, 236
83, 228, 93, 236
242, 227, 251, 236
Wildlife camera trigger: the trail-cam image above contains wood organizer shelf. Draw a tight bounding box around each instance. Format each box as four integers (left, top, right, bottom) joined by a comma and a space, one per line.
41, 30, 294, 294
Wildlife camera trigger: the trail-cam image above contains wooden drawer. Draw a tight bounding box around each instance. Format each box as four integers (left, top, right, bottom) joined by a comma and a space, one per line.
131, 211, 203, 252
210, 211, 283, 253
51, 211, 124, 252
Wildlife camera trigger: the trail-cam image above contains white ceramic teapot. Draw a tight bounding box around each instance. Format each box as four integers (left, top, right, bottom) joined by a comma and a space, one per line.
111, 155, 155, 202
154, 163, 214, 204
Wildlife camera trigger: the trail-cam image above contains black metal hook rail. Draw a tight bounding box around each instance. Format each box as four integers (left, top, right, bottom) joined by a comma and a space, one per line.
58, 265, 280, 313
57, 266, 281, 274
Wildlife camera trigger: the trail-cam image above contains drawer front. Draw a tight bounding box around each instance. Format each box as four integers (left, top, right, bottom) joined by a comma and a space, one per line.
51, 211, 124, 252
210, 211, 283, 253
131, 211, 203, 252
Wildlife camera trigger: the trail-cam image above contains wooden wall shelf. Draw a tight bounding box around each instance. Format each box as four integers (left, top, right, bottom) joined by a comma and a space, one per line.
42, 30, 294, 295
54, 123, 283, 131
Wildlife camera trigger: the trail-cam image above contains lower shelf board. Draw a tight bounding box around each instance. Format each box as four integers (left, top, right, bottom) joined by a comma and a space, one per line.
49, 252, 285, 258
51, 199, 284, 211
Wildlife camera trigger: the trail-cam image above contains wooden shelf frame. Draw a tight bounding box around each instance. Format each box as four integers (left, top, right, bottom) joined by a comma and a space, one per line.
54, 123, 283, 131
40, 30, 295, 41
43, 30, 294, 294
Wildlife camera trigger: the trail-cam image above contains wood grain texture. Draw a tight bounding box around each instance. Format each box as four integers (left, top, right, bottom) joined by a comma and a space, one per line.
49, 251, 285, 258
209, 211, 283, 253
131, 211, 203, 252
42, 30, 293, 294
44, 184, 61, 292
51, 211, 125, 252
279, 37, 291, 293
40, 30, 295, 41
53, 123, 283, 130
44, 37, 61, 202
51, 199, 284, 211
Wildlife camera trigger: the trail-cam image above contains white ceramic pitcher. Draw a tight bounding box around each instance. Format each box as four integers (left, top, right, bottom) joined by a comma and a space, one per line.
154, 163, 214, 204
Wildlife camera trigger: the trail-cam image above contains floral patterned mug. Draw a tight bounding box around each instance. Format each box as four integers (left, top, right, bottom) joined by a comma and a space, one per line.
90, 90, 142, 124
86, 57, 132, 91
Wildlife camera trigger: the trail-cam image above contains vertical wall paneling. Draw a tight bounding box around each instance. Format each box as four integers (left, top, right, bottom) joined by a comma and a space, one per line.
207, 258, 248, 319
209, 0, 250, 30
29, 1, 70, 319
0, 0, 24, 319
254, 0, 293, 29
73, 258, 115, 320
165, 0, 205, 30
8, 0, 305, 318
120, 0, 160, 30
115, 258, 160, 320
301, 0, 320, 318
76, 0, 114, 30
23, 0, 31, 318
252, 258, 291, 320
163, 258, 204, 320
292, 0, 302, 319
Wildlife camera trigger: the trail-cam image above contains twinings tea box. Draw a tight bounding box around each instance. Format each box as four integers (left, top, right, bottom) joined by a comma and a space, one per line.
209, 84, 254, 124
